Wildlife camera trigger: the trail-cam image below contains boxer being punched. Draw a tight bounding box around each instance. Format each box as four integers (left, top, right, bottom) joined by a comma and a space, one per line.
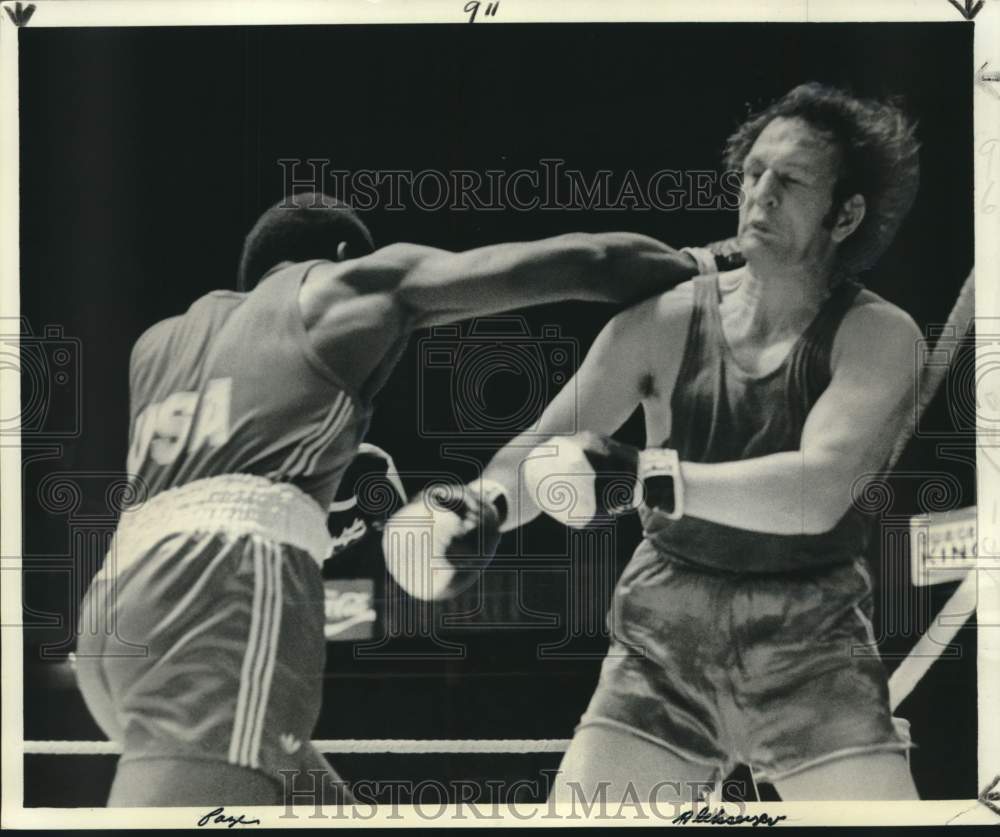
75, 192, 721, 806
395, 84, 923, 801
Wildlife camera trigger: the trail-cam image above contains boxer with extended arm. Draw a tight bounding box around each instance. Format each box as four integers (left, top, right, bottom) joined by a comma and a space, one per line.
75, 191, 726, 806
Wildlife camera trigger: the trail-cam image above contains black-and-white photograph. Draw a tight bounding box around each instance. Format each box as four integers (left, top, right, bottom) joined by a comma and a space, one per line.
2, 0, 998, 828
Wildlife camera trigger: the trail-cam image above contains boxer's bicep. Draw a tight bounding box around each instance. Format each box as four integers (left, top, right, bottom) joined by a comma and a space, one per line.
546, 304, 653, 438
801, 303, 920, 483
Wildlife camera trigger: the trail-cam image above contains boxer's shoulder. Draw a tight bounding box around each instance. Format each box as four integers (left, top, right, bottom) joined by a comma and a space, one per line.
309, 242, 440, 291
833, 289, 920, 368
644, 278, 698, 332
296, 243, 441, 317
841, 289, 919, 341
130, 315, 182, 370
131, 289, 246, 365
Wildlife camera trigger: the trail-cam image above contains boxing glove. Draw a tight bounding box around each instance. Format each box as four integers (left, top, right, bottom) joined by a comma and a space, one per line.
523, 432, 683, 528
381, 479, 508, 600
682, 236, 746, 274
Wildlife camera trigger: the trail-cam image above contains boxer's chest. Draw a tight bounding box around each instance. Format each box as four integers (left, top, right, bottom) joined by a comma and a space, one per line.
718, 302, 812, 379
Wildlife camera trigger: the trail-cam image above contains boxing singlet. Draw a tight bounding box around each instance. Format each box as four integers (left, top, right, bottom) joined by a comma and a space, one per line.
126, 260, 371, 512
641, 273, 868, 573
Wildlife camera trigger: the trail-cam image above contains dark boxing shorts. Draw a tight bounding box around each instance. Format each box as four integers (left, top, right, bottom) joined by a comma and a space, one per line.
75, 476, 336, 791
578, 539, 911, 783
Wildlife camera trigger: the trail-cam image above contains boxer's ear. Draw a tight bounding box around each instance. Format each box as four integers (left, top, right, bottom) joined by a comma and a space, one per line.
830, 194, 866, 243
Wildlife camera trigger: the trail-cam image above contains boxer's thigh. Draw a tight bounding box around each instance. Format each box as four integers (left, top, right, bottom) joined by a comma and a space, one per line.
108, 757, 281, 806
773, 750, 917, 801
552, 723, 721, 807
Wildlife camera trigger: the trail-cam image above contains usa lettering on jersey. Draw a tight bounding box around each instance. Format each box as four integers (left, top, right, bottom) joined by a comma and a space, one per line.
127, 377, 232, 472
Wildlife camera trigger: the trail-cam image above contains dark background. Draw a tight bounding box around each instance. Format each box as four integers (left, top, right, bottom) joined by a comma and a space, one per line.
18, 23, 977, 805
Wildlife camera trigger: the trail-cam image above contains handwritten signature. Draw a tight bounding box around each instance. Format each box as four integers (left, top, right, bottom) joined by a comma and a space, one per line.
673, 806, 787, 827
197, 807, 261, 828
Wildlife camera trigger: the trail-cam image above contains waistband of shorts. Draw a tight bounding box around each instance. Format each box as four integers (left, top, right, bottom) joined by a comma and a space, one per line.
107, 474, 332, 575
637, 540, 860, 579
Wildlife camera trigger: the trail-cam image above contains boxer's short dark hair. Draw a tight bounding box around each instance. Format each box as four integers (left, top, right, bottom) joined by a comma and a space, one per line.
238, 192, 375, 291
723, 82, 921, 275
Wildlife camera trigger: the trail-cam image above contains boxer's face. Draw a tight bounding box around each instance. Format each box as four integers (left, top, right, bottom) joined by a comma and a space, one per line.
738, 116, 845, 269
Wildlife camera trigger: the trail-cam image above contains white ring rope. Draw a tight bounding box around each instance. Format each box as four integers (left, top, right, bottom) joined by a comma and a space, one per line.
883, 267, 978, 709
888, 572, 978, 711
23, 738, 571, 756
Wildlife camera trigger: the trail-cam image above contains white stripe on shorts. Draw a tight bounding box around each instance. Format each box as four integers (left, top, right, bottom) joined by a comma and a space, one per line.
229, 538, 283, 769
249, 541, 283, 766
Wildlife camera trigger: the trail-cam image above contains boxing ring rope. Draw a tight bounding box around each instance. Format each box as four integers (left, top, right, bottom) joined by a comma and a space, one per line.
22, 270, 980, 760
887, 267, 976, 470
887, 572, 978, 711
885, 267, 977, 708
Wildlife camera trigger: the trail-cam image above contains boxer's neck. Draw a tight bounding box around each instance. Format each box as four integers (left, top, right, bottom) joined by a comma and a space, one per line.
733, 254, 835, 336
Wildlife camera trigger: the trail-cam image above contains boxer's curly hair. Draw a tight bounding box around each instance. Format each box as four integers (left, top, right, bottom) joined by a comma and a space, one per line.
238, 192, 375, 291
723, 83, 920, 275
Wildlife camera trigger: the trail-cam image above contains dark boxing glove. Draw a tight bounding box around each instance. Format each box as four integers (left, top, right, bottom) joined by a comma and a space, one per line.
681, 236, 746, 274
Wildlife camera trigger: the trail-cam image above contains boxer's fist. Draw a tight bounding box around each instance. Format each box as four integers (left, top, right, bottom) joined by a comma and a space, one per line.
523, 432, 682, 528
382, 481, 508, 600
681, 237, 746, 275
705, 236, 746, 272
